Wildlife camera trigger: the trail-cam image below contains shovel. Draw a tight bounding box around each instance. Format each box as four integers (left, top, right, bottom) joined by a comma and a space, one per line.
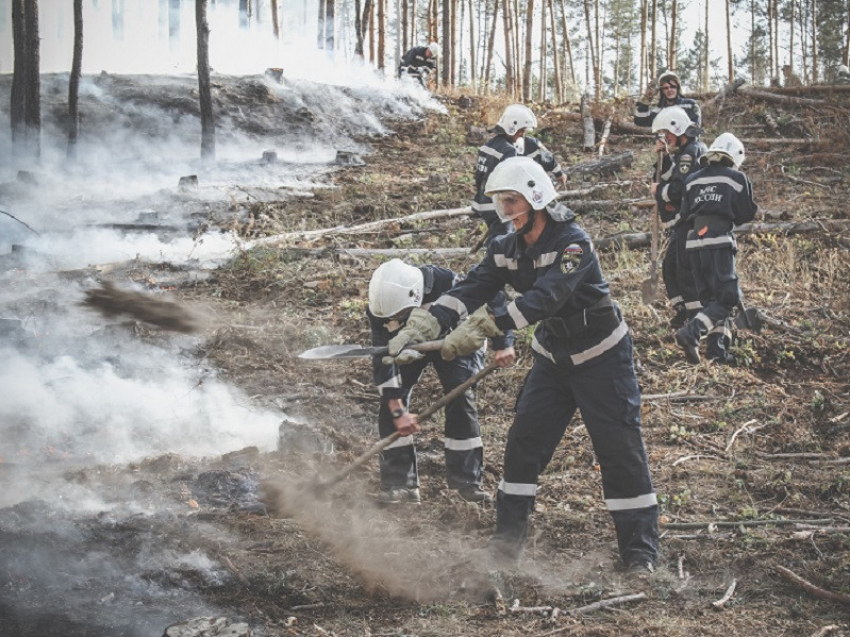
640, 150, 664, 304
734, 301, 763, 333
317, 361, 499, 491
299, 339, 444, 360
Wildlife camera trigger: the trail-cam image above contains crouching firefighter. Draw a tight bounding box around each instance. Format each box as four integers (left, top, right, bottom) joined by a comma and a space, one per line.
675, 133, 758, 364
383, 157, 659, 573
651, 106, 706, 328
367, 259, 516, 503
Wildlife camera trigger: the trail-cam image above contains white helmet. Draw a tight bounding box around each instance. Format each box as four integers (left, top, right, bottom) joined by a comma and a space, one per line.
704, 132, 746, 168
839, 64, 850, 75
485, 157, 558, 221
651, 106, 693, 137
427, 42, 439, 58
496, 104, 537, 136
368, 259, 424, 319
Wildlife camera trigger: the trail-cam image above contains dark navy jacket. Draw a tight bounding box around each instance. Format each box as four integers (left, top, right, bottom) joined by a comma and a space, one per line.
398, 46, 436, 76
634, 95, 702, 128
472, 134, 564, 228
655, 138, 705, 229
682, 164, 758, 251
369, 265, 514, 399
429, 207, 627, 367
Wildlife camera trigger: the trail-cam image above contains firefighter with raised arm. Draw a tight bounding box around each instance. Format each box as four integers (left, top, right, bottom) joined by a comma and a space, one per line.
472, 104, 567, 246
674, 133, 758, 364
398, 42, 439, 88
651, 106, 706, 329
384, 158, 659, 574
367, 259, 516, 504
634, 70, 702, 129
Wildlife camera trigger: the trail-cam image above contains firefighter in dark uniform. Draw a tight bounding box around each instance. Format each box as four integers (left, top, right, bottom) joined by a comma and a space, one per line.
398, 42, 439, 88
384, 158, 659, 573
473, 104, 567, 245
368, 259, 516, 503
675, 133, 758, 364
652, 106, 706, 328
634, 70, 702, 129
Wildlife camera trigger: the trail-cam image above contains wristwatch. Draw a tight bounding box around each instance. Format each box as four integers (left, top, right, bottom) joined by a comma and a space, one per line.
391, 407, 407, 419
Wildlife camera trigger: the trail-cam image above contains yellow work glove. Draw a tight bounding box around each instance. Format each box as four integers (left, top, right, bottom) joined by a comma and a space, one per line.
441, 305, 503, 361
386, 307, 441, 357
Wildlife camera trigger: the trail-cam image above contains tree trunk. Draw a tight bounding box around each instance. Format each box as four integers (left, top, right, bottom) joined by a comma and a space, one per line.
450, 0, 457, 85
24, 0, 40, 161
442, 0, 450, 85
523, 0, 534, 100
368, 0, 375, 63
594, 0, 600, 97
401, 0, 408, 52
318, 0, 326, 48
270, 0, 279, 38
582, 0, 598, 98
767, 0, 774, 78
68, 0, 83, 160
581, 94, 595, 151
196, 0, 215, 162
326, 0, 335, 51
649, 0, 657, 82
639, 0, 647, 94
668, 0, 677, 70
468, 0, 477, 91
843, 0, 850, 66
726, 0, 733, 81
559, 0, 575, 86
502, 0, 514, 96
548, 0, 561, 102
11, 0, 27, 151
484, 0, 498, 91
170, 0, 182, 46
513, 0, 522, 96
703, 0, 709, 90
377, 0, 385, 70
410, 0, 417, 46
539, 0, 546, 101
811, 0, 818, 83
790, 0, 795, 70
112, 0, 125, 39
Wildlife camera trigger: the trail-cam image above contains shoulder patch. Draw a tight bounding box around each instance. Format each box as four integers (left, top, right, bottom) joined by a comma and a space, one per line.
679, 155, 693, 173
560, 243, 584, 273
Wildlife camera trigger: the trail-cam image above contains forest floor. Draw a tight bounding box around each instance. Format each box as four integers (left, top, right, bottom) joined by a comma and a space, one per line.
2, 75, 850, 636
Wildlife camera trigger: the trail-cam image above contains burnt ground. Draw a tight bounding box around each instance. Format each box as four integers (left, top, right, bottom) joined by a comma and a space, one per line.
1, 76, 849, 636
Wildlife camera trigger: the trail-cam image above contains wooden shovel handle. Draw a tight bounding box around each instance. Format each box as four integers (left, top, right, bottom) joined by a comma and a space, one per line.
319, 362, 500, 489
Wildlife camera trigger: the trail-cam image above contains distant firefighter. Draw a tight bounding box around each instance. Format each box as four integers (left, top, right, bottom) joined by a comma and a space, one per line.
782, 64, 803, 88
635, 70, 702, 129
836, 64, 850, 85
398, 42, 439, 88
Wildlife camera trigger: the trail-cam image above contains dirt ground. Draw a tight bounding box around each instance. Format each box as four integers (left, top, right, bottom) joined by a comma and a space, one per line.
3, 77, 850, 636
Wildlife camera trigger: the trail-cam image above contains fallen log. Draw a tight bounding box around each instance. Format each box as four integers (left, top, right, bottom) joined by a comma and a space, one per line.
250, 205, 473, 246
598, 117, 613, 157
737, 86, 824, 106
565, 151, 633, 179
557, 181, 634, 198
662, 519, 833, 530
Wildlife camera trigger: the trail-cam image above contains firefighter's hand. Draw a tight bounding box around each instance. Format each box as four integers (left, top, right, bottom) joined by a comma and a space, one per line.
387, 308, 441, 357
654, 138, 667, 154
555, 173, 568, 189
382, 349, 425, 366
651, 182, 659, 196
441, 305, 503, 361
643, 85, 656, 102
494, 346, 516, 368
394, 411, 420, 436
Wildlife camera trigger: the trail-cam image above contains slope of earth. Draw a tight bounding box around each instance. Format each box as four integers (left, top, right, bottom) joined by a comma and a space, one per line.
2, 79, 850, 637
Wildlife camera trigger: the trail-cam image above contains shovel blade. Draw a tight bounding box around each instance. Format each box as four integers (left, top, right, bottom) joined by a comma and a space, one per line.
298, 344, 378, 359
640, 275, 660, 305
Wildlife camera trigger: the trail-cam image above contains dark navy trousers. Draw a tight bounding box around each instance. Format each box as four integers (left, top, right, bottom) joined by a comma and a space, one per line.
494, 335, 658, 566
378, 349, 485, 490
